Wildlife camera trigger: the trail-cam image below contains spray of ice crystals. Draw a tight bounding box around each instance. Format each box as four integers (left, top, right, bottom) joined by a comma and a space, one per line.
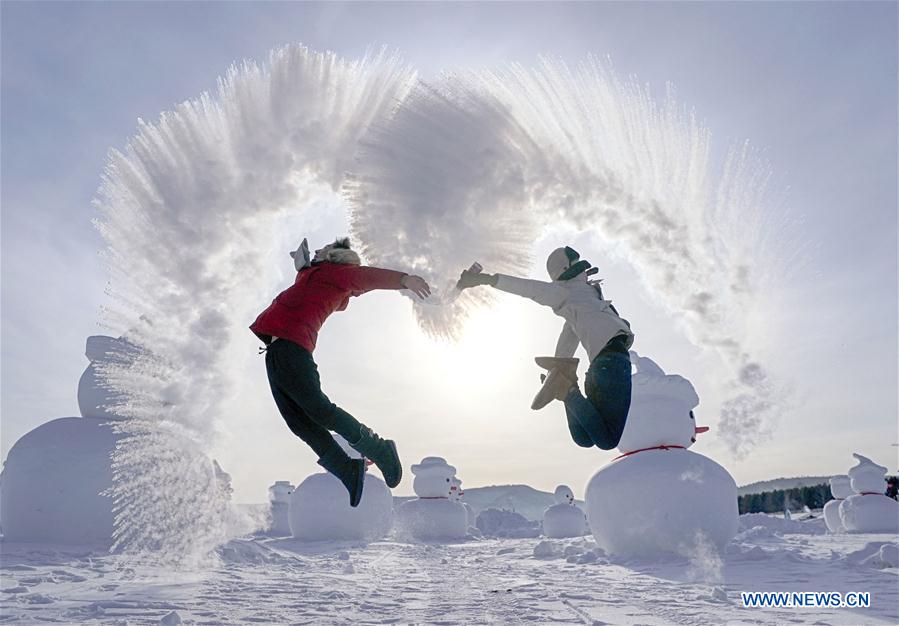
95, 45, 789, 560
345, 56, 790, 456
94, 45, 416, 560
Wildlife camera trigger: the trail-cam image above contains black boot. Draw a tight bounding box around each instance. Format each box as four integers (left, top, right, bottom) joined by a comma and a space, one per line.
317, 450, 366, 507
349, 426, 402, 488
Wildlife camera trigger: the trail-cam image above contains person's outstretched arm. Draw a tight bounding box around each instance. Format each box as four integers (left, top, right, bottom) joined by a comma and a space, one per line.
343, 265, 431, 298
457, 266, 565, 309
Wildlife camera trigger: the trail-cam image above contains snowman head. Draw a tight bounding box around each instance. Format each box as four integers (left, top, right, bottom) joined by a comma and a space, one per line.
615, 352, 704, 453
450, 477, 463, 502
553, 485, 575, 505
268, 481, 294, 504
411, 457, 457, 498
78, 335, 143, 420
828, 475, 852, 499
847, 453, 887, 494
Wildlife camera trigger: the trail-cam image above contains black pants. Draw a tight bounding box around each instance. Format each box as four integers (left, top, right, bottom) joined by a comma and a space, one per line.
563, 335, 632, 450
264, 339, 362, 462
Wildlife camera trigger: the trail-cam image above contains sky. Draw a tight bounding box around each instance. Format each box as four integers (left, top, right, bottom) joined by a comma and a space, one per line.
2, 1, 897, 502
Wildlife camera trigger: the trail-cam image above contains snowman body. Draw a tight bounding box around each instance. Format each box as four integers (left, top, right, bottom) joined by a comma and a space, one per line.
289, 473, 393, 541
823, 475, 851, 533
585, 353, 738, 557
543, 485, 588, 538
0, 335, 228, 545
289, 437, 393, 541
839, 454, 899, 533
397, 457, 467, 540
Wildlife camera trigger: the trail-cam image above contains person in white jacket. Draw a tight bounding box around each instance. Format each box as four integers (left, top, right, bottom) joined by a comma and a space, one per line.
457, 246, 634, 450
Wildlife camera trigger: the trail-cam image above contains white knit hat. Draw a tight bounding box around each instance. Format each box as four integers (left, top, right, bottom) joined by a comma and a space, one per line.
546, 247, 573, 280
546, 246, 596, 281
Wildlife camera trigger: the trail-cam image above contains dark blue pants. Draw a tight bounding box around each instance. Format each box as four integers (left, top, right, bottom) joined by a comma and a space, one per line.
563, 336, 632, 450
264, 339, 362, 462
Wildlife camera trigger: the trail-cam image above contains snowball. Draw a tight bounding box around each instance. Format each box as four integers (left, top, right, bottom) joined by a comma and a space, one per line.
543, 503, 588, 539
396, 498, 467, 541
839, 494, 899, 534
288, 472, 393, 541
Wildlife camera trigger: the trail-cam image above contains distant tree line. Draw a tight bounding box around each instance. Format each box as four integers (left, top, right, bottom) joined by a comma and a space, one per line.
738, 483, 831, 514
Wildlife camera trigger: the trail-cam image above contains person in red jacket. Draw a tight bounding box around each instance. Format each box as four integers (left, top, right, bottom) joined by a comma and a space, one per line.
251, 237, 431, 507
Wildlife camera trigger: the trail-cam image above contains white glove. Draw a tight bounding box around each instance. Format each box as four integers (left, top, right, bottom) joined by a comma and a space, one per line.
289, 238, 311, 271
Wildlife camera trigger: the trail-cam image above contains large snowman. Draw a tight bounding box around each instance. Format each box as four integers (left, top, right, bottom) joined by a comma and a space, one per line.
1, 336, 131, 544
823, 475, 851, 533
839, 453, 899, 533
288, 436, 393, 541
542, 485, 588, 538
584, 352, 738, 558
396, 457, 467, 540
1, 335, 230, 545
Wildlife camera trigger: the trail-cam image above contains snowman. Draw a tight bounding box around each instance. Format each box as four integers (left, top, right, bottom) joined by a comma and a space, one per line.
1, 336, 131, 544
288, 436, 393, 541
542, 485, 588, 538
823, 475, 851, 533
396, 457, 467, 540
0, 335, 229, 545
584, 352, 738, 558
267, 481, 294, 536
839, 453, 899, 533
450, 477, 477, 529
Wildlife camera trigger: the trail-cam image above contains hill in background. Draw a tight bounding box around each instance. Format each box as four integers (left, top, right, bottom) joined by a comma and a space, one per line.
395, 484, 582, 521
737, 476, 832, 496
391, 477, 838, 521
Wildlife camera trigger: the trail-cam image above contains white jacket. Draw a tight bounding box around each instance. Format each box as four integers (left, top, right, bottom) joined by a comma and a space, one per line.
493, 273, 633, 362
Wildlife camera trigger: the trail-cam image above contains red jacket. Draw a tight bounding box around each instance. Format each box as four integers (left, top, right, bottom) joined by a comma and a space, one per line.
250, 262, 407, 353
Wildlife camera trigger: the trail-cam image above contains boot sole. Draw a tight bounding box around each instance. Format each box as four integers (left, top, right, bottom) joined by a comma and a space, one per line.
535, 356, 579, 371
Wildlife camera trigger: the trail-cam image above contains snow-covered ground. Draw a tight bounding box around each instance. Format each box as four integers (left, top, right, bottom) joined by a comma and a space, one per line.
2, 526, 896, 625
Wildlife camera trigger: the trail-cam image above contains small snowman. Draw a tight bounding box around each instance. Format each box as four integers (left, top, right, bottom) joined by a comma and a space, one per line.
288, 436, 393, 541
839, 453, 899, 533
824, 475, 851, 533
267, 481, 294, 536
584, 352, 738, 558
543, 485, 588, 538
396, 457, 467, 540
450, 477, 477, 529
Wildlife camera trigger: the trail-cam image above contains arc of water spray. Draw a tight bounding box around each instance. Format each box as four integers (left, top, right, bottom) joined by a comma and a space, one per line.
94, 44, 791, 560
345, 55, 791, 457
